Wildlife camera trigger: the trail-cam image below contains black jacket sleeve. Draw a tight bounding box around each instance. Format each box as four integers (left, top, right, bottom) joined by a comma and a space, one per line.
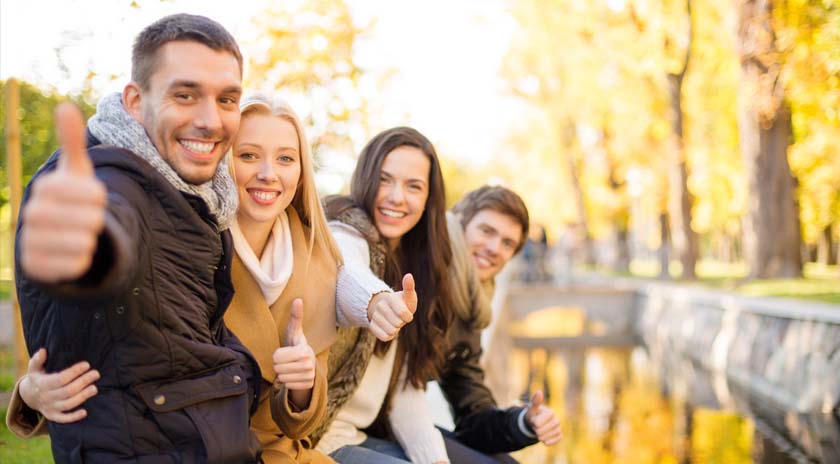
438, 325, 538, 454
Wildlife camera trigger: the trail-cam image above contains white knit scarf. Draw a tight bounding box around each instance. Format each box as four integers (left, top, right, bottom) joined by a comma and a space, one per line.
230, 212, 294, 307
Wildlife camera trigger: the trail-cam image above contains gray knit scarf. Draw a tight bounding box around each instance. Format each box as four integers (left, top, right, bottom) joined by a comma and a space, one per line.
87, 92, 238, 231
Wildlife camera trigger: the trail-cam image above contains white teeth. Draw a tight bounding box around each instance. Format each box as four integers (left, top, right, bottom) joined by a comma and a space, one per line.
380, 208, 406, 218
475, 255, 493, 267
180, 140, 215, 154
252, 191, 279, 201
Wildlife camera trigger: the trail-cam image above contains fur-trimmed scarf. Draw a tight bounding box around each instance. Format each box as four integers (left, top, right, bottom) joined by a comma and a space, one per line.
87, 92, 238, 230
309, 195, 386, 444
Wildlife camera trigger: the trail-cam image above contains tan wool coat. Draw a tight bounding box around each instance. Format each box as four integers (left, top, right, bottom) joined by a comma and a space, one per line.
224, 208, 338, 464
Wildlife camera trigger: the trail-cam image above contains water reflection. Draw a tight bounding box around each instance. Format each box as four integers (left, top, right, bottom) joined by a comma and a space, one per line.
506, 340, 835, 463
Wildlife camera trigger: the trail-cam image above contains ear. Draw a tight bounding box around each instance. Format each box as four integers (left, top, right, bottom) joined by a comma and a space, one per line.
122, 82, 144, 122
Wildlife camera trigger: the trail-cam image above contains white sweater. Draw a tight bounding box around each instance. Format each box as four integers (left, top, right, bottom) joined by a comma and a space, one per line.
316, 222, 450, 464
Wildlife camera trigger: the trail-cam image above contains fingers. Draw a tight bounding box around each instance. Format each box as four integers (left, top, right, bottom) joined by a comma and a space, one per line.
401, 273, 417, 313
26, 359, 99, 424
272, 345, 313, 365
50, 361, 94, 390
528, 406, 562, 445
284, 298, 305, 347
368, 306, 402, 341
273, 344, 316, 391
55, 102, 93, 176
50, 407, 89, 424
369, 320, 395, 342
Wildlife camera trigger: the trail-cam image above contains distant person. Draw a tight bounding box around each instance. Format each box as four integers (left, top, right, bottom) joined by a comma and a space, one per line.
7, 14, 263, 462
521, 224, 549, 282
438, 186, 563, 463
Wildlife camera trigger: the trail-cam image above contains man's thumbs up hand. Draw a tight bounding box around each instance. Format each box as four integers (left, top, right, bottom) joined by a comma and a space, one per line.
21, 102, 106, 283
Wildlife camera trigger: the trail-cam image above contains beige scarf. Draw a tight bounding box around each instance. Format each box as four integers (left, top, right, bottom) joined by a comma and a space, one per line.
230, 212, 294, 306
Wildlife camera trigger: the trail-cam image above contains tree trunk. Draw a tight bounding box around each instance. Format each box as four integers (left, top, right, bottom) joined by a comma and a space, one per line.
659, 212, 671, 279
666, 0, 699, 280
737, 0, 803, 278
818, 225, 836, 265
604, 128, 631, 273
562, 122, 596, 266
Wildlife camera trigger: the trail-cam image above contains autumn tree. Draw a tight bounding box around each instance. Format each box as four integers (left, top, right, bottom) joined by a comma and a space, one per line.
737, 0, 803, 278
245, 0, 372, 160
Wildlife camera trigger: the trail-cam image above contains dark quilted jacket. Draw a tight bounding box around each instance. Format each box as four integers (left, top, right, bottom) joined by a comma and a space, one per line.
15, 133, 261, 463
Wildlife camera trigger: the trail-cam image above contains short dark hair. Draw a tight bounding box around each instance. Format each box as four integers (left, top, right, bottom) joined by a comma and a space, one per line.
132, 14, 243, 90
452, 185, 530, 254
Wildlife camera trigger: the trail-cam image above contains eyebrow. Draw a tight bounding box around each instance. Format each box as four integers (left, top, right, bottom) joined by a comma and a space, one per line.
168, 80, 243, 96
380, 169, 428, 186
237, 142, 299, 153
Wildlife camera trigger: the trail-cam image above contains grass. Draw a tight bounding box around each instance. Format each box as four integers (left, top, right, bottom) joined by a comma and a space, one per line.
616, 260, 840, 304
0, 409, 54, 463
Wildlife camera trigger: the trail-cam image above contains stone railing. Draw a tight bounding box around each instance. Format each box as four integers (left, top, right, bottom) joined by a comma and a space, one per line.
636, 283, 840, 416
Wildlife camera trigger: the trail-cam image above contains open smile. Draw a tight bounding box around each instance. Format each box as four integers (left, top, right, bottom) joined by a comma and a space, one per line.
179, 139, 218, 160
247, 188, 280, 205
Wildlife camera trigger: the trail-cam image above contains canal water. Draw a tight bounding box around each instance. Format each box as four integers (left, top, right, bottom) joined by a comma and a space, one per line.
504, 343, 839, 463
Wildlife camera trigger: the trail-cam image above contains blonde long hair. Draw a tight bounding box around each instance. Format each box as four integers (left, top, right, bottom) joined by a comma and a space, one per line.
233, 93, 343, 268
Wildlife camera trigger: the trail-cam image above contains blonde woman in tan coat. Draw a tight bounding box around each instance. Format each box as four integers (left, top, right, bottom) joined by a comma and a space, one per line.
6, 95, 417, 464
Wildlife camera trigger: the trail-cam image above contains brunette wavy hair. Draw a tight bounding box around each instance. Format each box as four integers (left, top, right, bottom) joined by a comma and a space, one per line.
350, 126, 454, 388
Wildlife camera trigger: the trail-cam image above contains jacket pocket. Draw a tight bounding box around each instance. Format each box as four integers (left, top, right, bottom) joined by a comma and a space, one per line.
134, 363, 260, 463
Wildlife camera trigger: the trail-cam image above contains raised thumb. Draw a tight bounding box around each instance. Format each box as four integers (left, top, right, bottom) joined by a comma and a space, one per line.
402, 273, 417, 313
55, 102, 93, 176
285, 298, 305, 346
529, 390, 544, 410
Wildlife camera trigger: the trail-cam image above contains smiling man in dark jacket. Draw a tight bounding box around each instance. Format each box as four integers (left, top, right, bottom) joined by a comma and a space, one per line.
439, 186, 562, 463
12, 14, 260, 463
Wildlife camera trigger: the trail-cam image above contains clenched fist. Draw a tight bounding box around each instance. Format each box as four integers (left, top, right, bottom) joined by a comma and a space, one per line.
20, 102, 106, 283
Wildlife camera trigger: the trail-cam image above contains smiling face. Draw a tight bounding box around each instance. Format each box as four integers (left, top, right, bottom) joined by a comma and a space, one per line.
463, 209, 524, 282
373, 146, 431, 249
125, 40, 242, 185
232, 113, 301, 229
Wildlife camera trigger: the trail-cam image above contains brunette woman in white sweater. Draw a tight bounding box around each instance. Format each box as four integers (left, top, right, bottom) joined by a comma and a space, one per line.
312, 127, 456, 464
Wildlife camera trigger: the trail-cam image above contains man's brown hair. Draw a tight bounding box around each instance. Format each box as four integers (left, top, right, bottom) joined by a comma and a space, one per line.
132, 14, 243, 90
452, 185, 530, 254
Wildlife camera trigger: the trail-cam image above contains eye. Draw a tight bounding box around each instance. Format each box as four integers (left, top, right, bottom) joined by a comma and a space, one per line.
176, 93, 195, 102
278, 154, 296, 163
379, 176, 391, 184
219, 95, 239, 105
238, 152, 258, 160
407, 183, 423, 192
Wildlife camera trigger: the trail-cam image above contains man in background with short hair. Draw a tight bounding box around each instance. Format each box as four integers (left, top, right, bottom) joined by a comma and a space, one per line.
438, 185, 562, 463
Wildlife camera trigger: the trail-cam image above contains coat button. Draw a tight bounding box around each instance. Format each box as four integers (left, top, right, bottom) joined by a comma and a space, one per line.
93, 312, 101, 320
132, 288, 140, 296
233, 375, 242, 385
154, 394, 166, 406
116, 306, 125, 315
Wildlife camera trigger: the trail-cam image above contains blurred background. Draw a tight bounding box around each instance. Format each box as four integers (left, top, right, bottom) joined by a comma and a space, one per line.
1, 0, 839, 462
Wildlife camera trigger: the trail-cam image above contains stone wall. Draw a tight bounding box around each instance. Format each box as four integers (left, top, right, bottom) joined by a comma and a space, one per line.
637, 283, 840, 415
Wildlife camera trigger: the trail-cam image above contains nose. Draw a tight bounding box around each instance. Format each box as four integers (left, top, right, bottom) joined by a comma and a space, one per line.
194, 98, 223, 135
386, 184, 405, 205
256, 158, 277, 182
485, 237, 502, 256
